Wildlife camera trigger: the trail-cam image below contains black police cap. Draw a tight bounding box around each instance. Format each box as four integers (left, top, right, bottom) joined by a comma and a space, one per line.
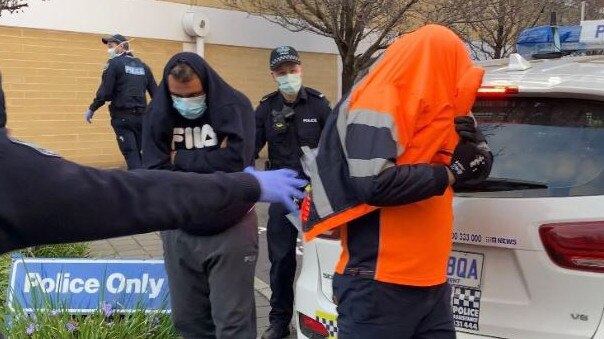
102, 34, 128, 45
269, 46, 301, 70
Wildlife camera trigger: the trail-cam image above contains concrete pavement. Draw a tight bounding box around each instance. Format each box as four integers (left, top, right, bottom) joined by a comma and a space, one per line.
87, 213, 297, 338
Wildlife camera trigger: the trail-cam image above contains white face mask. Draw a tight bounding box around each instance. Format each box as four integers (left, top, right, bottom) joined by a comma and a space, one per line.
276, 73, 302, 95
107, 47, 117, 59
107, 41, 127, 59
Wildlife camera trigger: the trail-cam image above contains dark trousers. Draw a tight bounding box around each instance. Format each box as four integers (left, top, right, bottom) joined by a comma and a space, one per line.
267, 203, 299, 329
333, 274, 456, 339
162, 210, 259, 339
109, 111, 143, 170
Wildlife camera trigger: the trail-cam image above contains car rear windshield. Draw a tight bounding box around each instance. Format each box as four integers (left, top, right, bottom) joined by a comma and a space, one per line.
468, 97, 604, 197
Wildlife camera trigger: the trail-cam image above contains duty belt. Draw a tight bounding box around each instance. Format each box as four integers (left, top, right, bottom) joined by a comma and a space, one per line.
111, 107, 145, 115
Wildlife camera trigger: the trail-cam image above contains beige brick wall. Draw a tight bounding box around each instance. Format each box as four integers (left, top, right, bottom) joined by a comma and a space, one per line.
0, 26, 181, 167
0, 26, 338, 168
205, 44, 338, 106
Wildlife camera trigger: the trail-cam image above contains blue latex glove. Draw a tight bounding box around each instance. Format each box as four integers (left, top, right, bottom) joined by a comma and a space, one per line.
84, 109, 94, 124
244, 166, 307, 213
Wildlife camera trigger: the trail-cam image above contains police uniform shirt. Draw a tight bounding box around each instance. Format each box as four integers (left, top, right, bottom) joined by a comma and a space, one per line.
254, 87, 331, 172
89, 53, 157, 112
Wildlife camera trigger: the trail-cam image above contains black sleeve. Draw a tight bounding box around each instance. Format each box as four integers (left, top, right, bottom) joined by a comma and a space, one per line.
254, 103, 267, 160
89, 62, 117, 112
173, 103, 255, 173
145, 64, 158, 98
343, 100, 450, 207
0, 130, 260, 254
361, 164, 450, 206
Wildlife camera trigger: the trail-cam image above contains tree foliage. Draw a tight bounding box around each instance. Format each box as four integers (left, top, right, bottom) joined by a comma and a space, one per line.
433, 0, 604, 60
223, 0, 426, 94
0, 0, 31, 16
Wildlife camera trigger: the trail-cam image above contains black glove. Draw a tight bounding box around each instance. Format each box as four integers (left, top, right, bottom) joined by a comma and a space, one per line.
455, 116, 486, 144
448, 142, 493, 186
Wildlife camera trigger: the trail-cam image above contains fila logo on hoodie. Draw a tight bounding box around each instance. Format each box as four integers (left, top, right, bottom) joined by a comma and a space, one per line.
172, 126, 218, 150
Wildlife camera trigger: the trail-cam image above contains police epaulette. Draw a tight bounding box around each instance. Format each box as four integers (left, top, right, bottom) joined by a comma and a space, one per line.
260, 91, 279, 103
306, 87, 325, 99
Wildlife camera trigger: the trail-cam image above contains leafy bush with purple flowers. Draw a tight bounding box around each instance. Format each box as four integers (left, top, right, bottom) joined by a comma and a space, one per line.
0, 244, 178, 338
3, 304, 177, 338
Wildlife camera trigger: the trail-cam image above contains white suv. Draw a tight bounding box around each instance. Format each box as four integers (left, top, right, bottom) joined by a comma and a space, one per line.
295, 54, 604, 339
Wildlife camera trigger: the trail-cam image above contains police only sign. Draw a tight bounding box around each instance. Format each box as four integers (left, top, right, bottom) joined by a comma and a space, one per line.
7, 258, 170, 313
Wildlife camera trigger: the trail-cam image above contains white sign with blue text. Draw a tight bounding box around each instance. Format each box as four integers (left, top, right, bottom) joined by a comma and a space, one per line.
7, 258, 170, 313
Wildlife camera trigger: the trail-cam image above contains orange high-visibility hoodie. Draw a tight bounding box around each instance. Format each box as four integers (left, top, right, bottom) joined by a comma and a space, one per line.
302, 24, 484, 286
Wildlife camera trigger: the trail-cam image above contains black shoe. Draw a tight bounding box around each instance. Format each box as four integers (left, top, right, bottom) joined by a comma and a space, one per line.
261, 325, 291, 339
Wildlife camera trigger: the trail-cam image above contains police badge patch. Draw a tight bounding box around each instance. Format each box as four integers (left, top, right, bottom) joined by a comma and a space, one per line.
276, 46, 290, 54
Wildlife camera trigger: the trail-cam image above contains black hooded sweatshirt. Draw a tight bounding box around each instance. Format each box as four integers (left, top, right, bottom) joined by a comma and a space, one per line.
142, 52, 256, 234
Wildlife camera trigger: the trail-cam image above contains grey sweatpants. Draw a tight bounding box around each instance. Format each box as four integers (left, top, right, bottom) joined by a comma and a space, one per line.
162, 209, 258, 339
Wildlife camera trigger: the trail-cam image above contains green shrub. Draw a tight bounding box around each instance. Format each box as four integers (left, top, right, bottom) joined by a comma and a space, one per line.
1, 244, 178, 338
5, 306, 178, 339
22, 243, 90, 259
0, 254, 10, 309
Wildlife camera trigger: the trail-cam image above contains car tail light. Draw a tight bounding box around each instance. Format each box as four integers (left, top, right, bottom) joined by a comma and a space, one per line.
317, 228, 340, 240
298, 312, 329, 339
540, 222, 604, 273
477, 85, 519, 97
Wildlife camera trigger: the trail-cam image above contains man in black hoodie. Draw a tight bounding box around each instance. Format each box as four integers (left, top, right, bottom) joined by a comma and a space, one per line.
0, 71, 306, 255
143, 52, 258, 338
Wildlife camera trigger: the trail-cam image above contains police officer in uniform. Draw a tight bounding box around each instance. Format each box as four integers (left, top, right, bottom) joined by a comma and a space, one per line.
255, 46, 332, 339
84, 34, 157, 170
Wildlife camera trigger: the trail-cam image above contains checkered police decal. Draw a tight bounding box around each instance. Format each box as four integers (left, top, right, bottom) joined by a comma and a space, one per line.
316, 310, 338, 338
451, 286, 481, 331
453, 286, 481, 308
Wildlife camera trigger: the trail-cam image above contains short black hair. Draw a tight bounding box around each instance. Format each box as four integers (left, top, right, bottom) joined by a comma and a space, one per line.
169, 62, 197, 82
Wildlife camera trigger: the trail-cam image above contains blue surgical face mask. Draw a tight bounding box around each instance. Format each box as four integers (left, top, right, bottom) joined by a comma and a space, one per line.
171, 94, 207, 120
276, 73, 302, 95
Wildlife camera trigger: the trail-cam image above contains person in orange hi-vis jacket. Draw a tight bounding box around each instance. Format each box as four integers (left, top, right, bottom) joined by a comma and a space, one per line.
301, 24, 493, 338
